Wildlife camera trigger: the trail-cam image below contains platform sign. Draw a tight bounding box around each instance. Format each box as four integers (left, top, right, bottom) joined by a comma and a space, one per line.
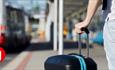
0, 51, 1, 61
0, 47, 6, 62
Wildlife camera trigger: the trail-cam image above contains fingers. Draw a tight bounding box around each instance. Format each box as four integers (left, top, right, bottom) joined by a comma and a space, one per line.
74, 22, 88, 34
74, 24, 82, 34
74, 28, 83, 34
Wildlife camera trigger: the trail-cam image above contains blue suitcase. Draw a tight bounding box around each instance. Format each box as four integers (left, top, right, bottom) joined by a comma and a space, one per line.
44, 28, 97, 70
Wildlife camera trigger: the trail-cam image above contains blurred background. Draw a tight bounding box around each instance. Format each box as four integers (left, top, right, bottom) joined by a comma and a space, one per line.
0, 0, 107, 70
63, 0, 104, 46
0, 0, 104, 51
0, 0, 47, 52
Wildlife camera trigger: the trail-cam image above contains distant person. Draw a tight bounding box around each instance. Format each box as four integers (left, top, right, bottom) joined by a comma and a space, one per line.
67, 18, 74, 39
0, 33, 6, 47
74, 0, 115, 69
45, 0, 54, 42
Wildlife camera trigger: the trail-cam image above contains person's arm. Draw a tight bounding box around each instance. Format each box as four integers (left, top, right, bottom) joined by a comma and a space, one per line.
75, 0, 102, 33
84, 0, 102, 25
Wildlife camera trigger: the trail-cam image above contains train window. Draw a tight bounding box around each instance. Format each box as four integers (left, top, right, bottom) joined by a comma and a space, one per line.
10, 11, 18, 23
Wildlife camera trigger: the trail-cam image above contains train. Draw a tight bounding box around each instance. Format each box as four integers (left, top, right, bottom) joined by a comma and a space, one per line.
0, 4, 31, 52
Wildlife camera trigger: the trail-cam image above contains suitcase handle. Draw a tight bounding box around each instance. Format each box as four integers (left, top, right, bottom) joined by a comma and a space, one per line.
78, 28, 90, 57
81, 28, 89, 34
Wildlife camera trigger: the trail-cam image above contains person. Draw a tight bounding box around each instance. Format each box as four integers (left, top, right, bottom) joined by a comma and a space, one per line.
45, 0, 54, 42
74, 0, 115, 70
0, 33, 5, 47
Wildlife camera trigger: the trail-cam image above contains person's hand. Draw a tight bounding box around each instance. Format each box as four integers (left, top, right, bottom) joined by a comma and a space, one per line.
74, 21, 89, 34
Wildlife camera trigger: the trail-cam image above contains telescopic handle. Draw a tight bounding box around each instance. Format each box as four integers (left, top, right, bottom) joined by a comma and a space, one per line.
78, 28, 90, 57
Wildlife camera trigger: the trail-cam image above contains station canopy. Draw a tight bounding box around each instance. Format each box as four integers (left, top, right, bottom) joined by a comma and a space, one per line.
64, 0, 88, 17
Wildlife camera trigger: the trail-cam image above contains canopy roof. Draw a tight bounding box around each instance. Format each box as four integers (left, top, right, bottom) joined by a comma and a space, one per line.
64, 0, 88, 17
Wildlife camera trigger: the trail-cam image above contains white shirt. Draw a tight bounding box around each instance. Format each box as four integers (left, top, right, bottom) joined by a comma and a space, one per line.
103, 0, 115, 21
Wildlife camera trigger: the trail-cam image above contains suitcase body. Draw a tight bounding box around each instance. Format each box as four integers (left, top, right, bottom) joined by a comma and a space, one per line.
45, 55, 97, 70
44, 28, 97, 70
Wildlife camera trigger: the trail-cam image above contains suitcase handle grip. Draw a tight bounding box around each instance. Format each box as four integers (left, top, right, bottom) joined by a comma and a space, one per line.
81, 27, 89, 34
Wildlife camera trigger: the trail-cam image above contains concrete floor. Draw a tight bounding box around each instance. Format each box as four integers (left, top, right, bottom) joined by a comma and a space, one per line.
2, 44, 108, 70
